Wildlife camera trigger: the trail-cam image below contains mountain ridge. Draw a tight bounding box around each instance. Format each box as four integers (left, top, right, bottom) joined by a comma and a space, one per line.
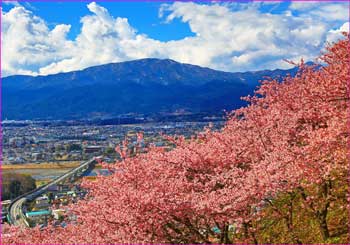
2, 58, 299, 120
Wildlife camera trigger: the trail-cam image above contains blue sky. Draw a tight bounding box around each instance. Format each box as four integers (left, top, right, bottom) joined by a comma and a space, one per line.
2, 1, 196, 41
1, 1, 349, 76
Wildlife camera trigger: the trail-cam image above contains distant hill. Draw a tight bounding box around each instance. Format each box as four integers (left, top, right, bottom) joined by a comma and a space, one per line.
2, 58, 299, 120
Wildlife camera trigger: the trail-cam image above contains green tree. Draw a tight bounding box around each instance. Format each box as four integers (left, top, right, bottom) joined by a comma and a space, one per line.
2, 173, 36, 200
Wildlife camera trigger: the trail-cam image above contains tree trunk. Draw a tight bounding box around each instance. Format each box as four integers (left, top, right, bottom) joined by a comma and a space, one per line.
220, 224, 231, 244
318, 208, 330, 241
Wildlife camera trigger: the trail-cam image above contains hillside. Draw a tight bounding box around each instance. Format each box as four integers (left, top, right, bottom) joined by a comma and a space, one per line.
2, 58, 298, 120
3, 34, 348, 245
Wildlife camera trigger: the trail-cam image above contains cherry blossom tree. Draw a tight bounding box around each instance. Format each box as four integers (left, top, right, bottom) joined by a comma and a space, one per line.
2, 34, 349, 244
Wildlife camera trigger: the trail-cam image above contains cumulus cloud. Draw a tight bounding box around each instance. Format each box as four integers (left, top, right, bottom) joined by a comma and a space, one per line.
1, 5, 73, 76
1, 1, 349, 76
289, 2, 349, 21
326, 22, 349, 44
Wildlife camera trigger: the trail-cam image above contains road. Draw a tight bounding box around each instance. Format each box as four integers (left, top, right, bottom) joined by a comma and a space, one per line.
9, 198, 29, 226
8, 157, 100, 227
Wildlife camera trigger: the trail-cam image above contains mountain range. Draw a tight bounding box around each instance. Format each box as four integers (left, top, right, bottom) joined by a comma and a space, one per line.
2, 58, 299, 120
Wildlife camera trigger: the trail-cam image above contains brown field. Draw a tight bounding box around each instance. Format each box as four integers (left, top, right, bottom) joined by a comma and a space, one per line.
1, 161, 81, 170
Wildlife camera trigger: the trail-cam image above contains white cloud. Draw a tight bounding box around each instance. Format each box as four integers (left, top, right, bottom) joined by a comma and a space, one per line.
289, 2, 321, 11
2, 1, 21, 7
327, 22, 349, 44
1, 1, 349, 77
289, 2, 349, 21
1, 5, 73, 76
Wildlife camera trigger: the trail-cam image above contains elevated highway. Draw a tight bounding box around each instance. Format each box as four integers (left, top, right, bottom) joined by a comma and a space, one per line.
8, 157, 100, 227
